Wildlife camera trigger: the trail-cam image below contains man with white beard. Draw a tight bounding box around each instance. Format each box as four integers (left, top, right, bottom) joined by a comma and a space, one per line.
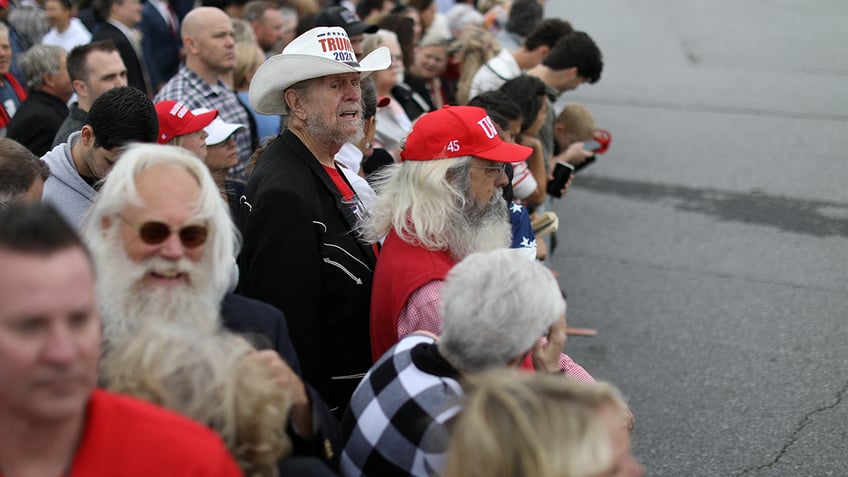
362, 105, 533, 361
81, 144, 343, 466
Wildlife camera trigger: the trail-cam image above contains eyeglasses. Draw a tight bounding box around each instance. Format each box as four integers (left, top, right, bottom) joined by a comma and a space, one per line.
470, 162, 508, 177
118, 214, 208, 248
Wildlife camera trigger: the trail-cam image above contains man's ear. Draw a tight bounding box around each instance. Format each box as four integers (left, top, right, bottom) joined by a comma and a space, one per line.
534, 45, 550, 62
284, 89, 306, 117
72, 79, 88, 98
80, 125, 96, 146
183, 36, 197, 55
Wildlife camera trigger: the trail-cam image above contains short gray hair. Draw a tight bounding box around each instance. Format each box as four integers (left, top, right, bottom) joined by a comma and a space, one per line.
21, 44, 65, 91
439, 248, 565, 372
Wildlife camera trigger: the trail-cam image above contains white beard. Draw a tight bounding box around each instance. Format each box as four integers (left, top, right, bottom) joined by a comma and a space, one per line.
447, 190, 512, 261
94, 235, 222, 347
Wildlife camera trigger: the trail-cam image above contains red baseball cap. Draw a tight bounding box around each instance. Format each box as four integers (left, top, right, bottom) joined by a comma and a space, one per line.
401, 106, 532, 163
155, 100, 218, 144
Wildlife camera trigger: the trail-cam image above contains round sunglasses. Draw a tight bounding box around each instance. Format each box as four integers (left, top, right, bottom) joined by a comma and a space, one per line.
118, 214, 208, 248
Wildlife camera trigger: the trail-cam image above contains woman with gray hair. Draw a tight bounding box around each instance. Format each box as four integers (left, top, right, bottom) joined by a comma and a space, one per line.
6, 44, 74, 156
101, 324, 336, 477
341, 248, 570, 477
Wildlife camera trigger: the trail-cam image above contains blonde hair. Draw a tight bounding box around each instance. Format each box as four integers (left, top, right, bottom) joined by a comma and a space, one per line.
452, 26, 499, 104
444, 370, 626, 477
102, 325, 291, 477
556, 103, 596, 142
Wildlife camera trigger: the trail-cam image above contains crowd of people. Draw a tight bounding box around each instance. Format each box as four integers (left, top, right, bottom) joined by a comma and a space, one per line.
0, 0, 641, 476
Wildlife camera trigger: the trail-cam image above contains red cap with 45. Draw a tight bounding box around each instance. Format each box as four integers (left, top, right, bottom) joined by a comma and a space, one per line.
401, 106, 532, 163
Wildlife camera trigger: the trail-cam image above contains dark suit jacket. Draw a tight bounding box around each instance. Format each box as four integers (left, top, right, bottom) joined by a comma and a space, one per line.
92, 22, 149, 94
220, 292, 343, 469
6, 91, 69, 156
139, 2, 181, 91
221, 292, 302, 374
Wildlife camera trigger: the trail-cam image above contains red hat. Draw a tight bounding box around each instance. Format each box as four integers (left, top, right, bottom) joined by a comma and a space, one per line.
155, 100, 218, 144
401, 106, 532, 163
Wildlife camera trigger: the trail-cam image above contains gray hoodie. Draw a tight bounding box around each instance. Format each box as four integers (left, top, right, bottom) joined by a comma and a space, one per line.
41, 132, 96, 230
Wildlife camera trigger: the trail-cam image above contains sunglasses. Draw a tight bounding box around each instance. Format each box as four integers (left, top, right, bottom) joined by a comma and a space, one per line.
118, 214, 208, 248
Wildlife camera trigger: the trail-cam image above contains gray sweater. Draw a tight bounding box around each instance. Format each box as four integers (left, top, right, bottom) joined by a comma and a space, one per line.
41, 132, 96, 230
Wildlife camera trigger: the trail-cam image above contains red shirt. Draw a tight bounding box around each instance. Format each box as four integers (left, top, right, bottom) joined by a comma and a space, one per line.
0, 389, 244, 477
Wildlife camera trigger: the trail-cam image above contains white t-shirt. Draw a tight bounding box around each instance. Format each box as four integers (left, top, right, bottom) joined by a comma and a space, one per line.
41, 18, 92, 53
468, 48, 520, 100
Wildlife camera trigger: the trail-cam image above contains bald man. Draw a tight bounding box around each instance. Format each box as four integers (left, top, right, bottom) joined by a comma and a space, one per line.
155, 7, 254, 181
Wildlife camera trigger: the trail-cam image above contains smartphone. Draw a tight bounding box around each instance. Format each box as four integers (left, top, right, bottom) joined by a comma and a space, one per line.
583, 140, 602, 152
546, 162, 575, 198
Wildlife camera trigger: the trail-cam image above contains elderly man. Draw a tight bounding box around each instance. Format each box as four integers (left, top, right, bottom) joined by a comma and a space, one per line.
0, 24, 27, 135
340, 248, 568, 477
7, 44, 73, 156
362, 105, 530, 359
41, 86, 157, 229
155, 6, 253, 181
238, 26, 390, 414
81, 143, 342, 464
52, 40, 128, 147
0, 204, 244, 476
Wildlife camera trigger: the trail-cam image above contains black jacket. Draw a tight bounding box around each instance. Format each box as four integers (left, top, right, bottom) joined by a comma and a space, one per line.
7, 90, 68, 156
237, 130, 377, 415
221, 292, 343, 469
92, 22, 149, 94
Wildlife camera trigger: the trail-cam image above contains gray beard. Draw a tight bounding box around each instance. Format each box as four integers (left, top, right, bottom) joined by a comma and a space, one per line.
304, 109, 365, 149
446, 192, 512, 261
94, 237, 222, 347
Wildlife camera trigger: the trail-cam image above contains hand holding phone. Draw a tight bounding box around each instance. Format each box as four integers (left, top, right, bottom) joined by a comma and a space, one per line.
546, 161, 574, 198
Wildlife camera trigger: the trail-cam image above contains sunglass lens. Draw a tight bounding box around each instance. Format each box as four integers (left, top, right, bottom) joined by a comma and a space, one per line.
180, 225, 208, 248
138, 222, 171, 245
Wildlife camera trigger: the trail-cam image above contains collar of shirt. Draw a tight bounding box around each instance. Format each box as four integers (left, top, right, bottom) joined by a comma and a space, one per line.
179, 65, 229, 98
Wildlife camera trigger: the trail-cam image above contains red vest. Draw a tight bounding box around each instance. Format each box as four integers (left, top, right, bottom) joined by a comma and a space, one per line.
370, 229, 456, 361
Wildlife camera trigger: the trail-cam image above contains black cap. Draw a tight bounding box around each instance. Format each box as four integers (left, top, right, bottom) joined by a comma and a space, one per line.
314, 6, 378, 37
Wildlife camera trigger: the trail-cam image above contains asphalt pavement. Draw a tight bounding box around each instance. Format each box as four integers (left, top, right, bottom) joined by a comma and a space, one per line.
543, 1, 848, 475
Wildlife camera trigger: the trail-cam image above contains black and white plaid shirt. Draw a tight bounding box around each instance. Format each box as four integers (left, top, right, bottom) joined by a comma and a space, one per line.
340, 334, 463, 477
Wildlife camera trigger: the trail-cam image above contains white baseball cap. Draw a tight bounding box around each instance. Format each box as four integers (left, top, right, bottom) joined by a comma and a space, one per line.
249, 26, 391, 115
194, 108, 245, 146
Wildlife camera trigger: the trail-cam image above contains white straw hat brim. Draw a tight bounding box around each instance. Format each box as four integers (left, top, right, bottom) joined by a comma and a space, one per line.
249, 46, 391, 115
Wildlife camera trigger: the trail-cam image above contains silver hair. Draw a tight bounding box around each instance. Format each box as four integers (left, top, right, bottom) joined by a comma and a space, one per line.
438, 248, 566, 372
81, 143, 240, 300
21, 44, 65, 91
360, 157, 473, 248
101, 324, 292, 475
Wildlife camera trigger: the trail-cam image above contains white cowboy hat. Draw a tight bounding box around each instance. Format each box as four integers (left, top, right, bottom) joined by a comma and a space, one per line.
249, 26, 391, 115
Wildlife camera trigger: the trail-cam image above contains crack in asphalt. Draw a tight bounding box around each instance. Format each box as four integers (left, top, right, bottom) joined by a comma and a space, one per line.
733, 379, 848, 476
